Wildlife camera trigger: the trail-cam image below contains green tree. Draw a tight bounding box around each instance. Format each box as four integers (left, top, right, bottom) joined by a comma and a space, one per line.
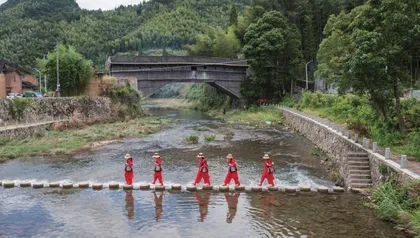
229, 4, 238, 26
37, 45, 93, 96
242, 10, 303, 103
316, 0, 420, 131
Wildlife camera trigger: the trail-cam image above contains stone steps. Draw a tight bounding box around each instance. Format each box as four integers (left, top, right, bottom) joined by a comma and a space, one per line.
347, 152, 373, 189
350, 179, 372, 184
350, 174, 371, 179
351, 183, 373, 188
348, 161, 370, 166
349, 170, 371, 175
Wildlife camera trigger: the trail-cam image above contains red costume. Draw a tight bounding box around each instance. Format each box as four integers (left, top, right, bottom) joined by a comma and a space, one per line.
124, 157, 133, 185
194, 156, 211, 185
259, 159, 275, 186
153, 156, 163, 185
223, 157, 240, 186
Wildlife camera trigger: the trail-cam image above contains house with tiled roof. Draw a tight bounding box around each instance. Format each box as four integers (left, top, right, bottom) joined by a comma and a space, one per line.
0, 60, 38, 98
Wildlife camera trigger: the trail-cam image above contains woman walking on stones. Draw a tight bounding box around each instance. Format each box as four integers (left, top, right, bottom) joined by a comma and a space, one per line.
222, 154, 240, 186
193, 153, 211, 186
259, 154, 275, 187
152, 153, 163, 186
124, 154, 134, 185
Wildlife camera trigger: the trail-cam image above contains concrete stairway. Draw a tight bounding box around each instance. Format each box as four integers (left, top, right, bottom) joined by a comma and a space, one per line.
347, 152, 373, 189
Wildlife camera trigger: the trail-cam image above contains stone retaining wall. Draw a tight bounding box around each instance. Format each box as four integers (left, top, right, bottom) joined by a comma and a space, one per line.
281, 108, 419, 187
0, 122, 55, 139
0, 97, 112, 124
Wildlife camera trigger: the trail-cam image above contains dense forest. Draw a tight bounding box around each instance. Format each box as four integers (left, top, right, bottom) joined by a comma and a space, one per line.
0, 0, 250, 69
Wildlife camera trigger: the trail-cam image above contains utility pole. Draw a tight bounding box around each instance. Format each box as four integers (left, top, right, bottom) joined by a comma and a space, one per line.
56, 42, 60, 97
306, 60, 314, 90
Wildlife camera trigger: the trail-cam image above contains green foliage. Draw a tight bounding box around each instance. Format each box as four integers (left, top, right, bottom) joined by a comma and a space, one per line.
204, 134, 216, 142
224, 131, 235, 140
316, 0, 420, 129
7, 98, 33, 121
0, 0, 249, 70
371, 180, 420, 234
37, 45, 93, 96
229, 4, 238, 26
185, 27, 240, 58
310, 147, 323, 157
242, 10, 303, 103
195, 126, 210, 131
378, 164, 388, 175
184, 134, 199, 144
297, 92, 420, 160
225, 106, 284, 125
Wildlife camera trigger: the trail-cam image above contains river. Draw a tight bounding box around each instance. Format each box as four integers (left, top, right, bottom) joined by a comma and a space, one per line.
0, 106, 405, 237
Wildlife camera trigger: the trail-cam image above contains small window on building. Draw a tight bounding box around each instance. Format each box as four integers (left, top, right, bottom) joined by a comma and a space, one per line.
191, 66, 197, 71
204, 66, 207, 70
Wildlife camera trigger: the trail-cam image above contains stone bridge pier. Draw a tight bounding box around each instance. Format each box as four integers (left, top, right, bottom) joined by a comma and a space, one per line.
106, 56, 249, 98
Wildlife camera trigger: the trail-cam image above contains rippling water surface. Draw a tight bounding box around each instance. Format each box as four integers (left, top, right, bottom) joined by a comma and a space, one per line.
0, 106, 404, 237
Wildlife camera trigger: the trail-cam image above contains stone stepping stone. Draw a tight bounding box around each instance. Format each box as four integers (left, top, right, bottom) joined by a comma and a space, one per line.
285, 186, 297, 193
62, 183, 73, 189
268, 186, 279, 191
202, 185, 213, 191
140, 184, 150, 190
299, 186, 311, 192
251, 186, 262, 192
0, 181, 2, 186
155, 185, 165, 191
3, 181, 15, 188
123, 185, 133, 190
20, 182, 32, 188
333, 186, 345, 192
33, 183, 44, 189
49, 182, 60, 188
317, 186, 329, 193
92, 184, 103, 190
234, 185, 245, 191
109, 183, 120, 190
78, 182, 89, 189
171, 184, 182, 190
219, 185, 229, 192
186, 185, 197, 191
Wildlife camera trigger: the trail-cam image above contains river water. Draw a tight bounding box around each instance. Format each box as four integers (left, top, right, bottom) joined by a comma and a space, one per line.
0, 106, 405, 237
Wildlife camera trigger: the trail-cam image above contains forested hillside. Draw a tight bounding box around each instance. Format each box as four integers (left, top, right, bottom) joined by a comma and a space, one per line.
0, 0, 249, 69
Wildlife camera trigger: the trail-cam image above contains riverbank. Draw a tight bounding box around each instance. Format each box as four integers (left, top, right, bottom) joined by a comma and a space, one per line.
0, 116, 171, 162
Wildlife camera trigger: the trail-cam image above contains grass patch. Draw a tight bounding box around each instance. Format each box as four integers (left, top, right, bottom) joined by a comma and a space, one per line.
184, 134, 199, 144
0, 117, 172, 162
370, 179, 420, 235
310, 147, 323, 157
224, 131, 235, 140
195, 126, 210, 131
204, 134, 216, 142
224, 106, 284, 126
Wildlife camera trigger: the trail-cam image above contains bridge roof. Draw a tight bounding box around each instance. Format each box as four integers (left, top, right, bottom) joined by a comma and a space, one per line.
108, 56, 248, 67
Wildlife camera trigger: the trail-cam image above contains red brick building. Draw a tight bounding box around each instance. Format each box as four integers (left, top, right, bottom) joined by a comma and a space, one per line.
0, 60, 38, 98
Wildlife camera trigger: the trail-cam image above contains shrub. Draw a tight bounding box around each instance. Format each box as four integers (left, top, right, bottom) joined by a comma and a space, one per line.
184, 134, 199, 144
204, 134, 216, 142
224, 131, 235, 140
196, 126, 210, 131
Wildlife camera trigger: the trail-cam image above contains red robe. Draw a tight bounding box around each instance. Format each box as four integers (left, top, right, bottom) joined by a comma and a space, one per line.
153, 157, 163, 185
224, 158, 240, 185
194, 157, 211, 185
259, 159, 275, 186
124, 158, 133, 185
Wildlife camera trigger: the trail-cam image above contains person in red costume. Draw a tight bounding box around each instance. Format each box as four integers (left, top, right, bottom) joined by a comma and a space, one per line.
259, 154, 275, 186
124, 154, 134, 185
222, 154, 240, 186
193, 153, 211, 186
152, 153, 163, 185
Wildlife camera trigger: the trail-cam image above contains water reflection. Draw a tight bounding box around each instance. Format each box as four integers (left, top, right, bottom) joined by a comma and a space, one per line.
153, 191, 163, 222
192, 192, 211, 222
125, 191, 134, 219
259, 193, 275, 218
225, 192, 240, 224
